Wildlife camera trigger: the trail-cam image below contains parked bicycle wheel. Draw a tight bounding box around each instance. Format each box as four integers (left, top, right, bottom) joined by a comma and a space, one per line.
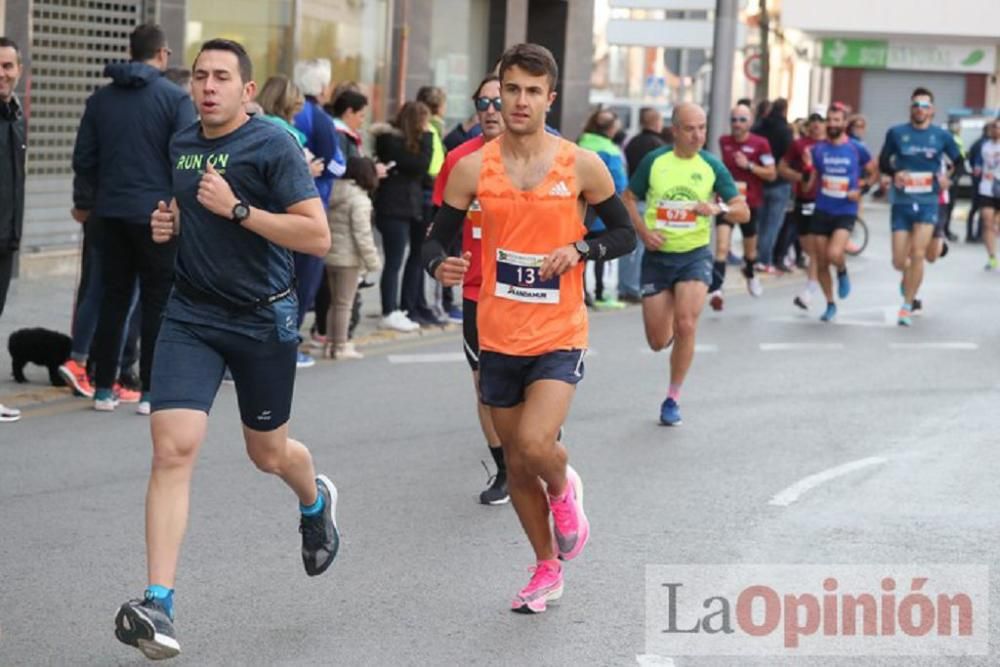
846, 217, 869, 256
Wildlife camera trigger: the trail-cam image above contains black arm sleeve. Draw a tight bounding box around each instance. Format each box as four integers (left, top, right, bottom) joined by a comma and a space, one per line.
586, 195, 637, 261
422, 203, 467, 277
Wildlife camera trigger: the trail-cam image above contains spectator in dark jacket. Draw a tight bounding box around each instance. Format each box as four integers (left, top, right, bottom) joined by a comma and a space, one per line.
329, 89, 368, 161
70, 24, 195, 413
0, 37, 25, 318
752, 98, 793, 270
371, 101, 433, 332
0, 36, 25, 423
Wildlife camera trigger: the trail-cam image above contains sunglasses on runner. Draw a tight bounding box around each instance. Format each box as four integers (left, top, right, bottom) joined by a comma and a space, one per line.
911, 100, 932, 109
730, 116, 750, 123
475, 96, 502, 112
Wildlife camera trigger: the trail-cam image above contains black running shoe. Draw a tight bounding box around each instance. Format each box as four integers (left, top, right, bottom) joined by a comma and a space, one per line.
912, 298, 923, 313
114, 593, 180, 660
300, 474, 340, 576
479, 461, 510, 505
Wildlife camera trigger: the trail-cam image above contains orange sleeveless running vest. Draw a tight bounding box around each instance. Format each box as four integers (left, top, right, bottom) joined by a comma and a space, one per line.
476, 136, 588, 356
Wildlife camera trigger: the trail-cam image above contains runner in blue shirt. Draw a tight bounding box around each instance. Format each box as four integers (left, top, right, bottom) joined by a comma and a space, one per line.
878, 87, 961, 326
803, 103, 875, 322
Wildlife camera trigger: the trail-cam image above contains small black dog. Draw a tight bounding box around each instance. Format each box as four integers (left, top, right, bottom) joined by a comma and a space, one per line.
8, 327, 72, 387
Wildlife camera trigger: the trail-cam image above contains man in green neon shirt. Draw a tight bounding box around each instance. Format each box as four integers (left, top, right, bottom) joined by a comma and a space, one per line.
624, 103, 749, 426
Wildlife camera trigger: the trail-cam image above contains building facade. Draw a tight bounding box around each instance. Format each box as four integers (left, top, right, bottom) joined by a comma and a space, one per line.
782, 0, 1000, 153
4, 0, 593, 267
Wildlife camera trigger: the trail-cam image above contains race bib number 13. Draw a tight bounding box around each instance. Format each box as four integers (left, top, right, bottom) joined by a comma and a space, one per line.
495, 249, 560, 304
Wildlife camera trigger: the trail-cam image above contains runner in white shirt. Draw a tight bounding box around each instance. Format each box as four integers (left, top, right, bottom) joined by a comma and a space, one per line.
971, 120, 1000, 270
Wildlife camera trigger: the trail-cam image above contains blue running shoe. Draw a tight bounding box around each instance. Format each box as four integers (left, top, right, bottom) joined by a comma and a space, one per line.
659, 398, 682, 426
296, 351, 316, 368
447, 306, 463, 324
837, 271, 851, 299
115, 592, 180, 660
820, 302, 837, 322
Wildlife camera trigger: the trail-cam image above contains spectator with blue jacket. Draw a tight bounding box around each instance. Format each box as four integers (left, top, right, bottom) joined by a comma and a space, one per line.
292, 59, 345, 367
578, 109, 629, 309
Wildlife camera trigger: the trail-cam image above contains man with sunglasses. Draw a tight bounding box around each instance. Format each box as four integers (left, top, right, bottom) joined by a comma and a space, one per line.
879, 87, 961, 326
710, 102, 775, 310
431, 74, 509, 505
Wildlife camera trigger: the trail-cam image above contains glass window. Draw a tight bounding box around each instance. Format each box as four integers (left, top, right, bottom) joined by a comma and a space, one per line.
185, 0, 293, 85
298, 0, 391, 123
429, 0, 490, 131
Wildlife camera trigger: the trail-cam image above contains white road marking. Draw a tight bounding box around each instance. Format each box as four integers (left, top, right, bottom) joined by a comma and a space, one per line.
759, 342, 845, 351
387, 353, 466, 364
639, 344, 718, 354
768, 457, 888, 507
889, 342, 978, 351
636, 655, 676, 667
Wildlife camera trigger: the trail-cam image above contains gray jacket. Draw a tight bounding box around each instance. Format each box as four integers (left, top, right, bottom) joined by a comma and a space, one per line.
0, 94, 26, 253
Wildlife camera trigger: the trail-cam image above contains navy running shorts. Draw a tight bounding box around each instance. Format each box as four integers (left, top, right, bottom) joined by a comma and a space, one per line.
150, 318, 298, 431
640, 246, 713, 297
891, 203, 938, 232
478, 349, 586, 408
795, 199, 816, 236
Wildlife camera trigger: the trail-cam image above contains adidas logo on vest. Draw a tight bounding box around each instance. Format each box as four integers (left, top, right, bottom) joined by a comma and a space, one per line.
549, 180, 572, 197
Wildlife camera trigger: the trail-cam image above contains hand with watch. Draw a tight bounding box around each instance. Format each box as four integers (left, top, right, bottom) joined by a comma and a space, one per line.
197, 160, 249, 223
539, 239, 590, 281
692, 200, 730, 217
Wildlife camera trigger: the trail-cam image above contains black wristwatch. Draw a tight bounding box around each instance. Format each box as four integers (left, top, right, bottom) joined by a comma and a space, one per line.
231, 200, 250, 224
574, 239, 590, 260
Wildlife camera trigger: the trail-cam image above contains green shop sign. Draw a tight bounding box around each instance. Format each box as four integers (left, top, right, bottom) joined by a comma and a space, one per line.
821, 38, 995, 73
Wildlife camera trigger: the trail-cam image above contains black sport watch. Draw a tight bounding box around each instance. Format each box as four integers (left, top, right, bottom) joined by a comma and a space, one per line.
231, 200, 250, 224
573, 239, 590, 260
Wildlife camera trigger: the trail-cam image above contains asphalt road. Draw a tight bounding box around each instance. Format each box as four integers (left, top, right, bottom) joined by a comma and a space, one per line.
2, 203, 999, 666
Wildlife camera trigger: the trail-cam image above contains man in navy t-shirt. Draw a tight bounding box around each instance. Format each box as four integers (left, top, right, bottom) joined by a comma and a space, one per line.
803, 103, 875, 322
113, 39, 339, 661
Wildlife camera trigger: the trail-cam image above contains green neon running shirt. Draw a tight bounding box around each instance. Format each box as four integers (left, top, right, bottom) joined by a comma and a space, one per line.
628, 147, 739, 253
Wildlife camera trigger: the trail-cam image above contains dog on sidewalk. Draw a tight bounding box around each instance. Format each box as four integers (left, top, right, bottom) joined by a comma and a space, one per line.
7, 327, 72, 387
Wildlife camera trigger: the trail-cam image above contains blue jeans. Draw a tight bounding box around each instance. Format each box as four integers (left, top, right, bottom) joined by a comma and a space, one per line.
756, 181, 792, 266
71, 217, 140, 372
617, 202, 646, 298
293, 252, 326, 329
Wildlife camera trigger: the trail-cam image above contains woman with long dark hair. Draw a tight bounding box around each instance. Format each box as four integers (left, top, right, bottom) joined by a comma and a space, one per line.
371, 101, 434, 332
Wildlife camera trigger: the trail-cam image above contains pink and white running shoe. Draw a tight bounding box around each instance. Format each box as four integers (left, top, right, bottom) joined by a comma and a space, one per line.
549, 465, 590, 561
511, 560, 563, 614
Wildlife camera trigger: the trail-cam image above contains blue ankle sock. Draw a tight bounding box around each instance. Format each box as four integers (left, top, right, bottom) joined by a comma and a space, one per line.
300, 489, 324, 516
145, 585, 174, 620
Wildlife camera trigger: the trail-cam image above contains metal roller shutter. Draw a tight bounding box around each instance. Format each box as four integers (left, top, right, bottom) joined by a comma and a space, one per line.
24, 0, 147, 252
860, 70, 965, 157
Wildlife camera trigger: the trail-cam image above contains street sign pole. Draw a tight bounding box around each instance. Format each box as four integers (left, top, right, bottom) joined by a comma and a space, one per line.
708, 0, 738, 149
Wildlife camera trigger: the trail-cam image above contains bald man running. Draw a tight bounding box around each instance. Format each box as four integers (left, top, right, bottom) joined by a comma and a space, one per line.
625, 103, 749, 426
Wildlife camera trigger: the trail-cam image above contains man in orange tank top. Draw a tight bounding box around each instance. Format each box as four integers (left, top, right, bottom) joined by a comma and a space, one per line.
423, 44, 635, 614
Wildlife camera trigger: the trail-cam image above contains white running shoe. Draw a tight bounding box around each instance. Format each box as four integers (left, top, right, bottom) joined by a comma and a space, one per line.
747, 276, 763, 297
379, 310, 420, 333
0, 403, 21, 422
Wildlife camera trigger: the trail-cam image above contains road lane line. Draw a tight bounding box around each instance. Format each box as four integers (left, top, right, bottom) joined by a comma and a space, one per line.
639, 344, 717, 354
759, 342, 845, 351
889, 342, 978, 351
768, 456, 887, 507
387, 353, 466, 364
636, 655, 676, 666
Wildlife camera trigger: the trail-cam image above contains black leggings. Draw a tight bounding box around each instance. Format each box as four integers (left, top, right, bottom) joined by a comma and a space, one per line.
375, 213, 410, 315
